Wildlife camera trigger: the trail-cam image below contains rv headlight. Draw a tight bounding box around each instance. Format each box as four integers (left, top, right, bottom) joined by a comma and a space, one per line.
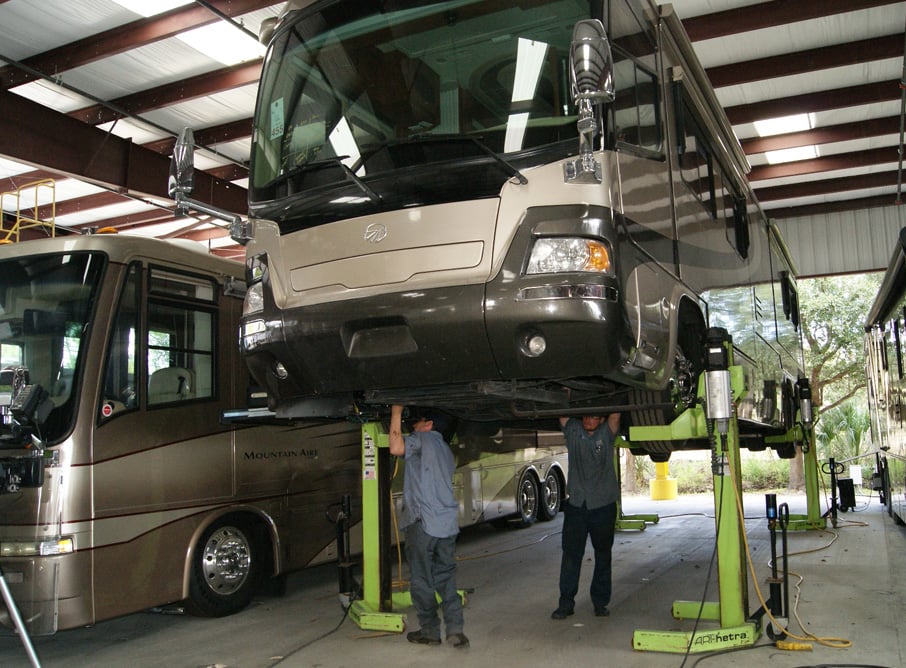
244, 282, 264, 315
1, 536, 74, 557
526, 237, 612, 274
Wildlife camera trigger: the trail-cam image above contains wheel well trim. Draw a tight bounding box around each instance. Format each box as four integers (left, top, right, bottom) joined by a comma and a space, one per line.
180, 506, 280, 600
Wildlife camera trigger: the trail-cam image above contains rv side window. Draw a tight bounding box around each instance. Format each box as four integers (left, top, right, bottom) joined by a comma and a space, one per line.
677, 97, 714, 216
611, 47, 661, 154
780, 271, 801, 331
146, 268, 216, 406
149, 267, 216, 303
731, 197, 750, 259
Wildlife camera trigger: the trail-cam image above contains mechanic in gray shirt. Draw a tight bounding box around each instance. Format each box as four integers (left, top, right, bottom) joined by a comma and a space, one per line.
551, 413, 621, 620
389, 404, 468, 649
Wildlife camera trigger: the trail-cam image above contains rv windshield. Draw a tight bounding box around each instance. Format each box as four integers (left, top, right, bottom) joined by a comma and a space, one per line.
250, 0, 590, 229
0, 252, 105, 444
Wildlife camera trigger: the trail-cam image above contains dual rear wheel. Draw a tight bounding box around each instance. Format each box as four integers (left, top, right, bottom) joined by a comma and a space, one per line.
510, 469, 562, 527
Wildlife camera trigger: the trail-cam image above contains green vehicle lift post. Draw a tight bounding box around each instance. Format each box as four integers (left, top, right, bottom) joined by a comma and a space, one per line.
765, 378, 823, 532
631, 328, 759, 654
348, 421, 411, 632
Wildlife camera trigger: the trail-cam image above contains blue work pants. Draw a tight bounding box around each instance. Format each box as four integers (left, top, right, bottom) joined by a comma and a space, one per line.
558, 500, 617, 612
404, 521, 463, 638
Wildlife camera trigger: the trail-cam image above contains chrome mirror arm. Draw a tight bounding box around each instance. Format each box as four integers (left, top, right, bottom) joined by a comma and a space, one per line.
167, 128, 249, 244
564, 20, 615, 184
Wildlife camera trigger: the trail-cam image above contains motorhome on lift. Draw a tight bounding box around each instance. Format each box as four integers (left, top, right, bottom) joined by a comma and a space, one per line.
0, 234, 567, 633
206, 0, 807, 459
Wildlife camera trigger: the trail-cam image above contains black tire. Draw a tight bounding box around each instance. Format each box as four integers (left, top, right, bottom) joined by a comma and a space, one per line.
538, 469, 562, 521
629, 318, 704, 458
775, 444, 796, 459
513, 470, 539, 527
185, 516, 262, 617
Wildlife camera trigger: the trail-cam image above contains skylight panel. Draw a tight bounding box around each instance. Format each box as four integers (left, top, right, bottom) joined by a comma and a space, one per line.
765, 145, 819, 165
176, 22, 265, 66
754, 113, 815, 137
109, 0, 192, 18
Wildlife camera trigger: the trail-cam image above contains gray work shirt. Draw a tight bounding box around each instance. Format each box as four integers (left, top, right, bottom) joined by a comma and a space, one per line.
398, 430, 459, 538
562, 418, 619, 510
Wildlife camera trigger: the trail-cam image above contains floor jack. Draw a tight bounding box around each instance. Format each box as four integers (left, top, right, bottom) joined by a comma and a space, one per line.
631, 328, 760, 654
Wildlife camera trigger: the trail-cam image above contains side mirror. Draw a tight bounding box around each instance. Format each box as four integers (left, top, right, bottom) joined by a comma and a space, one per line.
569, 19, 615, 105
259, 16, 278, 45
166, 127, 248, 243
168, 128, 195, 214
564, 19, 614, 183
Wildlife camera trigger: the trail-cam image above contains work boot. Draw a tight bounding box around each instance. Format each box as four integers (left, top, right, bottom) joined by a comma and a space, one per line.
406, 629, 441, 646
550, 607, 574, 620
447, 632, 470, 648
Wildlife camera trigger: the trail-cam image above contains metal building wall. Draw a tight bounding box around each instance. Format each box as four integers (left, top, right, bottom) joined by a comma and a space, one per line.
773, 205, 905, 278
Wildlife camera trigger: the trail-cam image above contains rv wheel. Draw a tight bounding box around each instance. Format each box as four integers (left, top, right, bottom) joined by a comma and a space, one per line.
538, 469, 562, 521
514, 470, 539, 527
185, 516, 262, 617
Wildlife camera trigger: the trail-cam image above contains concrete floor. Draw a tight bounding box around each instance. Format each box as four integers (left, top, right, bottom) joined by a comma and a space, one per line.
1, 490, 903, 668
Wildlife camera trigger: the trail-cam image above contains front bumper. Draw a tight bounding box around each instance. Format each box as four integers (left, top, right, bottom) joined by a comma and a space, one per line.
242, 204, 632, 417
0, 553, 89, 635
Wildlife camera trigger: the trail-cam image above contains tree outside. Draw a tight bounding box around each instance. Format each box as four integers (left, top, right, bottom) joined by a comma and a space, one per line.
795, 273, 882, 487
814, 401, 871, 463
800, 273, 882, 413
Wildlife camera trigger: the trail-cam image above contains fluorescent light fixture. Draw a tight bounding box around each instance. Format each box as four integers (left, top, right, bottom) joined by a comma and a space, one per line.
504, 113, 530, 152
328, 118, 361, 171
765, 145, 819, 165
109, 0, 191, 17
754, 113, 815, 137
177, 22, 265, 66
512, 38, 548, 102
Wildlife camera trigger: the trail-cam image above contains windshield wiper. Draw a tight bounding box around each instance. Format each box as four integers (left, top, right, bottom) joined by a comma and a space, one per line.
456, 135, 529, 186
269, 157, 381, 203
358, 134, 529, 185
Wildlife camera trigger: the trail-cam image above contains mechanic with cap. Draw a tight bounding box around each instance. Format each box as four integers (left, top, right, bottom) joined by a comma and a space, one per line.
388, 404, 468, 649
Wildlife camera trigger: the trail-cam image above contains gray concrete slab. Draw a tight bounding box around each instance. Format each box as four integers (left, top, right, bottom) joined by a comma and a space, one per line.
0, 491, 902, 667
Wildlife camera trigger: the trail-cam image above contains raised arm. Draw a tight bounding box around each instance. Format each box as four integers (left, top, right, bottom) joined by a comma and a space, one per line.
388, 404, 406, 456
607, 412, 620, 435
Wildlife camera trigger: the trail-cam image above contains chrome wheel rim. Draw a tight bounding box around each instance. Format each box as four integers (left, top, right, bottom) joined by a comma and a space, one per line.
201, 526, 251, 596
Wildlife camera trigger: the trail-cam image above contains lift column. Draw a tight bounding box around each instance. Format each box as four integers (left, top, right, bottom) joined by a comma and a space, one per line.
348, 421, 410, 632
632, 328, 759, 653
766, 377, 824, 531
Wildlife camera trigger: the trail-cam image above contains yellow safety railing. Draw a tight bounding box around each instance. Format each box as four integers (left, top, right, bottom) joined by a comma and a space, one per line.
0, 179, 56, 244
